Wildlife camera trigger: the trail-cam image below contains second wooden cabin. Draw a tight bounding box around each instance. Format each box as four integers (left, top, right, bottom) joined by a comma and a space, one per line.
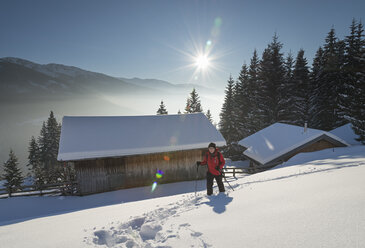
238, 122, 349, 170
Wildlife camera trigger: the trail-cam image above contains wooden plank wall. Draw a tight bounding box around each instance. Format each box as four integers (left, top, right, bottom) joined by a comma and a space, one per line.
75, 157, 126, 194
75, 149, 208, 195
299, 139, 336, 153
281, 139, 337, 164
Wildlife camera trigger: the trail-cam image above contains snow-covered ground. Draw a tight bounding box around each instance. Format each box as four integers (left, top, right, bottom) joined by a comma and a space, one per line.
0, 146, 364, 248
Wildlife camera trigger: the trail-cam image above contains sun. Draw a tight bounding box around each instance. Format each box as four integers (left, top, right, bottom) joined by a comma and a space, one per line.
195, 54, 210, 70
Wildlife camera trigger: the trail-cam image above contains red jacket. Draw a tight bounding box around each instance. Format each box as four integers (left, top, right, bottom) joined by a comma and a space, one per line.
200, 149, 225, 176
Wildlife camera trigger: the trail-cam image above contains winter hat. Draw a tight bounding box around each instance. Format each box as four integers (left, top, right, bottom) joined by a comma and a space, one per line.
208, 142, 216, 149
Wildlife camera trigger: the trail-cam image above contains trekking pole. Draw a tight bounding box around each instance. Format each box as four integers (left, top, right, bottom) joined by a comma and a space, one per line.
222, 170, 234, 191
195, 163, 199, 198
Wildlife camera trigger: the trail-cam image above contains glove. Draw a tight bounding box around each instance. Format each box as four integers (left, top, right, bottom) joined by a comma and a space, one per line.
196, 161, 201, 166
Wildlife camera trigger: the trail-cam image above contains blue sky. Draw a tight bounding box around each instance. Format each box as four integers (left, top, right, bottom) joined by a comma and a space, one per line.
1, 0, 364, 89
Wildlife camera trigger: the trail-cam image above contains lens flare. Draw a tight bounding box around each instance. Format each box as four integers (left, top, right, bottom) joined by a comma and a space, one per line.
156, 170, 164, 179
159, 16, 229, 85
170, 136, 177, 145
151, 181, 158, 192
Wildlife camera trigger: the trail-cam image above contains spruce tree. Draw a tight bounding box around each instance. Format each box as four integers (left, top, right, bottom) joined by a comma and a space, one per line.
33, 165, 47, 190
310, 47, 325, 129
292, 49, 311, 126
3, 150, 24, 196
28, 136, 40, 170
185, 88, 203, 113
157, 100, 168, 115
350, 21, 365, 143
314, 28, 346, 130
278, 52, 296, 124
37, 121, 47, 167
206, 109, 213, 123
219, 75, 237, 143
246, 49, 264, 133
44, 111, 61, 170
234, 63, 250, 140
258, 34, 286, 126
35, 111, 62, 182
341, 19, 359, 122
28, 136, 47, 188
336, 39, 348, 123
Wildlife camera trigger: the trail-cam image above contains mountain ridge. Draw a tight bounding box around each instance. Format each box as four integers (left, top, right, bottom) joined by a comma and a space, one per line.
0, 57, 218, 97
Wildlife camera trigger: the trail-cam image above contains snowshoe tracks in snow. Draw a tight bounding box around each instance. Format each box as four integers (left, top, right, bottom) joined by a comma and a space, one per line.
85, 194, 211, 247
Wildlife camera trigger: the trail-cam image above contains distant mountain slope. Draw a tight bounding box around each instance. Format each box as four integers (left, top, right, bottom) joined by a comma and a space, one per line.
0, 57, 156, 102
0, 58, 219, 101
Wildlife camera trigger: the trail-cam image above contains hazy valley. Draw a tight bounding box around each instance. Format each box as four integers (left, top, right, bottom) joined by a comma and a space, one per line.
0, 57, 224, 172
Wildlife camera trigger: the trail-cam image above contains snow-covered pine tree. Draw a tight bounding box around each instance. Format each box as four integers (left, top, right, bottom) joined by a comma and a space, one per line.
234, 63, 250, 140
37, 121, 47, 168
350, 21, 365, 143
336, 38, 348, 123
258, 34, 286, 126
278, 52, 296, 124
35, 111, 62, 182
2, 150, 24, 196
206, 109, 213, 123
314, 28, 346, 130
33, 164, 47, 190
157, 100, 168, 115
292, 49, 311, 126
45, 111, 61, 170
341, 19, 359, 123
28, 136, 47, 188
219, 75, 237, 144
310, 46, 325, 129
185, 88, 203, 113
28, 136, 40, 170
246, 49, 264, 134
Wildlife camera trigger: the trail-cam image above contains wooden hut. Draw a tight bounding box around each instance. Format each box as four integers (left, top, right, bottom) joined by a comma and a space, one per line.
57, 113, 226, 195
238, 123, 349, 170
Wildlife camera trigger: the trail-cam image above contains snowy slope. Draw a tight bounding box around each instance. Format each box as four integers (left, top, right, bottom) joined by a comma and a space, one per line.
0, 146, 364, 248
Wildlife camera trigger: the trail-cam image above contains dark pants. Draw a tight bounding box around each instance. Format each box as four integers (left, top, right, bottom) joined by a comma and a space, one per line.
206, 172, 225, 195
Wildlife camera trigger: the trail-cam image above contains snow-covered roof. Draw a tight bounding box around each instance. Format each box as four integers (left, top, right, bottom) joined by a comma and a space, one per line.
238, 123, 349, 165
58, 113, 226, 161
330, 123, 362, 146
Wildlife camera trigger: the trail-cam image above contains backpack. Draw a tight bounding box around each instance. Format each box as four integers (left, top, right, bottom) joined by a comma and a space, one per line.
205, 150, 222, 166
